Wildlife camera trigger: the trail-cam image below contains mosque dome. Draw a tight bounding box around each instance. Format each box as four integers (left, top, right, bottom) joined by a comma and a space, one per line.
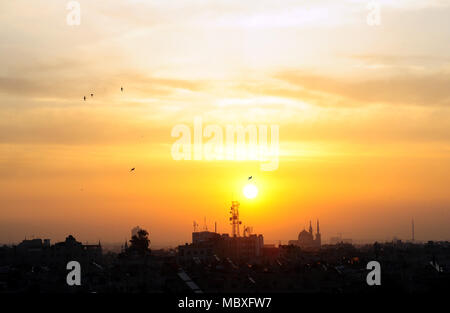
298, 229, 314, 243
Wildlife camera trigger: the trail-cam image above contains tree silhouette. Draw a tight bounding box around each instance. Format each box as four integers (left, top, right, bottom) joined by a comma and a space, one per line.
129, 229, 151, 255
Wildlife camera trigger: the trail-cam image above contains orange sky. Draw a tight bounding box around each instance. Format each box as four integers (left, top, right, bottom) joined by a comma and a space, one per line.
0, 0, 449, 246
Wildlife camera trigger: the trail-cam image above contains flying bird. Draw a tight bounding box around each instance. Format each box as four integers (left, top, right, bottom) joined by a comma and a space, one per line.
248, 176, 253, 180
91, 93, 94, 97
130, 168, 135, 172
83, 96, 86, 101
121, 86, 123, 92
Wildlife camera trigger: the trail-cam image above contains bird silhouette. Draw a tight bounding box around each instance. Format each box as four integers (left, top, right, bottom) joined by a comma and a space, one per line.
83, 96, 86, 101
91, 93, 94, 97
248, 176, 253, 180
121, 86, 123, 92
130, 168, 135, 172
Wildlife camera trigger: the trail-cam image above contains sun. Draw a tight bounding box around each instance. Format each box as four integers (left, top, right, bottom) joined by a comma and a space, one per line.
243, 183, 258, 199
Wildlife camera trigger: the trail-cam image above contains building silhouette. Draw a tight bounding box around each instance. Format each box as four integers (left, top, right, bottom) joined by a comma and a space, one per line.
10, 235, 102, 267
289, 220, 321, 249
178, 201, 264, 262
178, 230, 264, 262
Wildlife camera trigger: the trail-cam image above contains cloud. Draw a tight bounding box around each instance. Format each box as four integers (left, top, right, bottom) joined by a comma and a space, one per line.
271, 71, 450, 107
280, 107, 450, 144
349, 54, 450, 65
0, 106, 172, 145
0, 69, 207, 101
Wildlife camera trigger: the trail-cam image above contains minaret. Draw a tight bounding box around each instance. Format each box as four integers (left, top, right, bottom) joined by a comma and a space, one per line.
309, 220, 313, 235
316, 219, 321, 247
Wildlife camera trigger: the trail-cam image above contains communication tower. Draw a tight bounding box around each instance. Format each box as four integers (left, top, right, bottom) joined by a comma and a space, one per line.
229, 201, 242, 237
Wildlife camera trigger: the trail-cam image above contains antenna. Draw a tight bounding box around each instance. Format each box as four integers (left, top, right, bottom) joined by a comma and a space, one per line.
203, 217, 208, 231
193, 221, 198, 232
412, 218, 415, 242
229, 201, 242, 237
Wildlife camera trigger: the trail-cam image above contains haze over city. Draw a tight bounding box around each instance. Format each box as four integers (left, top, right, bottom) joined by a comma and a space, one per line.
1, 0, 449, 246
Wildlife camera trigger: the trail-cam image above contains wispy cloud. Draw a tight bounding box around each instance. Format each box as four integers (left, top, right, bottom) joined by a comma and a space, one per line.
271, 71, 450, 107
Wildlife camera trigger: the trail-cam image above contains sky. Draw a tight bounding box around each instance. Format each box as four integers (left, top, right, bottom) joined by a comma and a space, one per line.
0, 0, 449, 247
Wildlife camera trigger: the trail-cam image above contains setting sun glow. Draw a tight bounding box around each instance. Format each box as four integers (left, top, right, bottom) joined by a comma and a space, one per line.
243, 184, 258, 199
0, 1, 449, 246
